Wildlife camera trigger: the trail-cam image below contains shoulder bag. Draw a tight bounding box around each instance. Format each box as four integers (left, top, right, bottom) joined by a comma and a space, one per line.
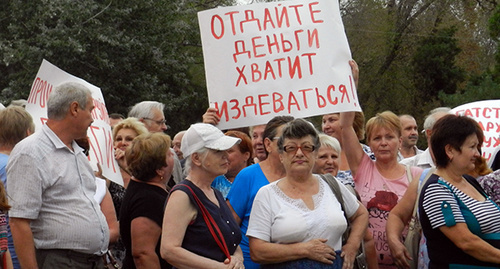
320, 174, 367, 269
403, 167, 434, 269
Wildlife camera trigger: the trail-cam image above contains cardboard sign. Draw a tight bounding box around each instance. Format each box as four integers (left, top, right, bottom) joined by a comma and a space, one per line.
451, 100, 500, 162
25, 59, 123, 185
198, 0, 360, 129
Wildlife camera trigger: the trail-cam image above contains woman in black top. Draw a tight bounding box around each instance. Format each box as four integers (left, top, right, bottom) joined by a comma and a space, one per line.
120, 132, 174, 269
161, 123, 244, 269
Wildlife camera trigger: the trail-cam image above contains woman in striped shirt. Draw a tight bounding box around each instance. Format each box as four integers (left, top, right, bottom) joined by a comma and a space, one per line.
418, 114, 500, 268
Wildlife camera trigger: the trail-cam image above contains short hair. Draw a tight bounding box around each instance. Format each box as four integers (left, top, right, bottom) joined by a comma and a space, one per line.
128, 101, 165, 119
423, 107, 451, 131
112, 117, 149, 141
277, 118, 320, 153
0, 106, 35, 147
183, 147, 209, 177
318, 133, 341, 155
126, 132, 171, 182
365, 111, 401, 142
431, 114, 484, 168
47, 82, 92, 120
263, 116, 294, 156
225, 130, 253, 166
109, 113, 125, 120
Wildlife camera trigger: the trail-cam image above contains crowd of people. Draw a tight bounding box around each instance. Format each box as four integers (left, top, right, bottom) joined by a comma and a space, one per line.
0, 61, 499, 269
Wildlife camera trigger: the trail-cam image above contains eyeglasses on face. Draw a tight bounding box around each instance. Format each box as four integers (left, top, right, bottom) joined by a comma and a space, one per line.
283, 144, 315, 154
143, 117, 168, 126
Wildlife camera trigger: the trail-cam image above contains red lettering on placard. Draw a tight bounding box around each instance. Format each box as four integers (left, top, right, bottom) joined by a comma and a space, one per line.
298, 88, 313, 109
309, 2, 323, 23
230, 99, 241, 119
233, 41, 251, 63
89, 126, 103, 164
258, 94, 271, 115
240, 10, 262, 33
28, 77, 54, 108
263, 8, 275, 30
211, 15, 224, 39
316, 88, 327, 108
275, 5, 290, 28
103, 127, 117, 172
308, 29, 319, 48
289, 5, 304, 25
225, 11, 240, 36
267, 34, 280, 54
339, 84, 350, 103
273, 92, 285, 112
235, 66, 247, 86
251, 63, 262, 82
327, 85, 338, 105
252, 36, 266, 58
242, 96, 258, 117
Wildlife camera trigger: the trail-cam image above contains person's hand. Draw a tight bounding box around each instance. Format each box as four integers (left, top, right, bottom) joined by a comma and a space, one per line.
349, 60, 359, 89
303, 238, 336, 264
202, 107, 220, 125
114, 148, 127, 170
388, 237, 411, 268
340, 241, 358, 269
223, 255, 244, 269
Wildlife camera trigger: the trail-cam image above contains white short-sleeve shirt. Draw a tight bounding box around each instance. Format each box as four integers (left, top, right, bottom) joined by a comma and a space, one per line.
247, 175, 359, 250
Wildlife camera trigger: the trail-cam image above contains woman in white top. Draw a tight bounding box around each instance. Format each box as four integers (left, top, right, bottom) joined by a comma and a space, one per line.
247, 118, 368, 268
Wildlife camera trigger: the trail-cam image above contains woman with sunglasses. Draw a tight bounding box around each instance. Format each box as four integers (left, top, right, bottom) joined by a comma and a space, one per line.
247, 118, 368, 268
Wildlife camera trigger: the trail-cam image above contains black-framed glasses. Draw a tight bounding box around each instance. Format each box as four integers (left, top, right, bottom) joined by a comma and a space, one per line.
283, 144, 315, 154
143, 117, 167, 126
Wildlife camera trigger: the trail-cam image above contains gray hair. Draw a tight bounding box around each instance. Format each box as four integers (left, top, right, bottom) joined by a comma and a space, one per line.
423, 107, 451, 132
128, 101, 165, 119
47, 82, 92, 120
318, 134, 341, 155
183, 147, 210, 177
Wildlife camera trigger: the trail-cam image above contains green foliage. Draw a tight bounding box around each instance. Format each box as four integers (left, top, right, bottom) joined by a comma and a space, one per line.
439, 74, 500, 107
0, 0, 230, 135
412, 26, 465, 100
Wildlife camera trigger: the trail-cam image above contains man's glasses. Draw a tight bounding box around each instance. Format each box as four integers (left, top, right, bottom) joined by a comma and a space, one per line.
143, 117, 167, 126
283, 144, 315, 154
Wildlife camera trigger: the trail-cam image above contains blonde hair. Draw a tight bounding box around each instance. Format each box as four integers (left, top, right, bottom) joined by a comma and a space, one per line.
112, 117, 149, 141
365, 111, 401, 142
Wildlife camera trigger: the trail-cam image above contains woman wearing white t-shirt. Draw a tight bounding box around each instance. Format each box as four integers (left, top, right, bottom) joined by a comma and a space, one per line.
247, 118, 368, 268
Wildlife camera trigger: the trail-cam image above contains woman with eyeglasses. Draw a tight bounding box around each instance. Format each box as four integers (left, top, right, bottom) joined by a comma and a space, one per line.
247, 118, 368, 268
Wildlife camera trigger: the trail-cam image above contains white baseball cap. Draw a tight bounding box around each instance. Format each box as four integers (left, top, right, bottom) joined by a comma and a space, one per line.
181, 123, 241, 157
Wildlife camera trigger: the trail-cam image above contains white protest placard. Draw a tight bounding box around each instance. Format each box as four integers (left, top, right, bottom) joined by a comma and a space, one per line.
25, 59, 123, 185
198, 0, 360, 130
451, 100, 500, 163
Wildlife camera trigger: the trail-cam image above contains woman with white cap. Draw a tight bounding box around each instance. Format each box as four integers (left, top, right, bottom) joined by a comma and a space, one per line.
160, 123, 245, 269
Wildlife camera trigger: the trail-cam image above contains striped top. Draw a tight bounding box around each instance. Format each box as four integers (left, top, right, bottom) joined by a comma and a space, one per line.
419, 174, 500, 267
422, 177, 500, 234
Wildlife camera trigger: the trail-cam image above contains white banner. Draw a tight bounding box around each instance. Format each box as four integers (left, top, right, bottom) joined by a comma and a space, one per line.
451, 100, 500, 163
198, 0, 360, 129
25, 59, 123, 185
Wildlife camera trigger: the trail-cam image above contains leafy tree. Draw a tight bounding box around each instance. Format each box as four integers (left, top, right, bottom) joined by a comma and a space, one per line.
0, 0, 230, 135
412, 26, 465, 101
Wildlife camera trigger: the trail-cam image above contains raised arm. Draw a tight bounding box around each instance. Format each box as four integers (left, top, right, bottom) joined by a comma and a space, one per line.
202, 107, 220, 126
340, 111, 365, 177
